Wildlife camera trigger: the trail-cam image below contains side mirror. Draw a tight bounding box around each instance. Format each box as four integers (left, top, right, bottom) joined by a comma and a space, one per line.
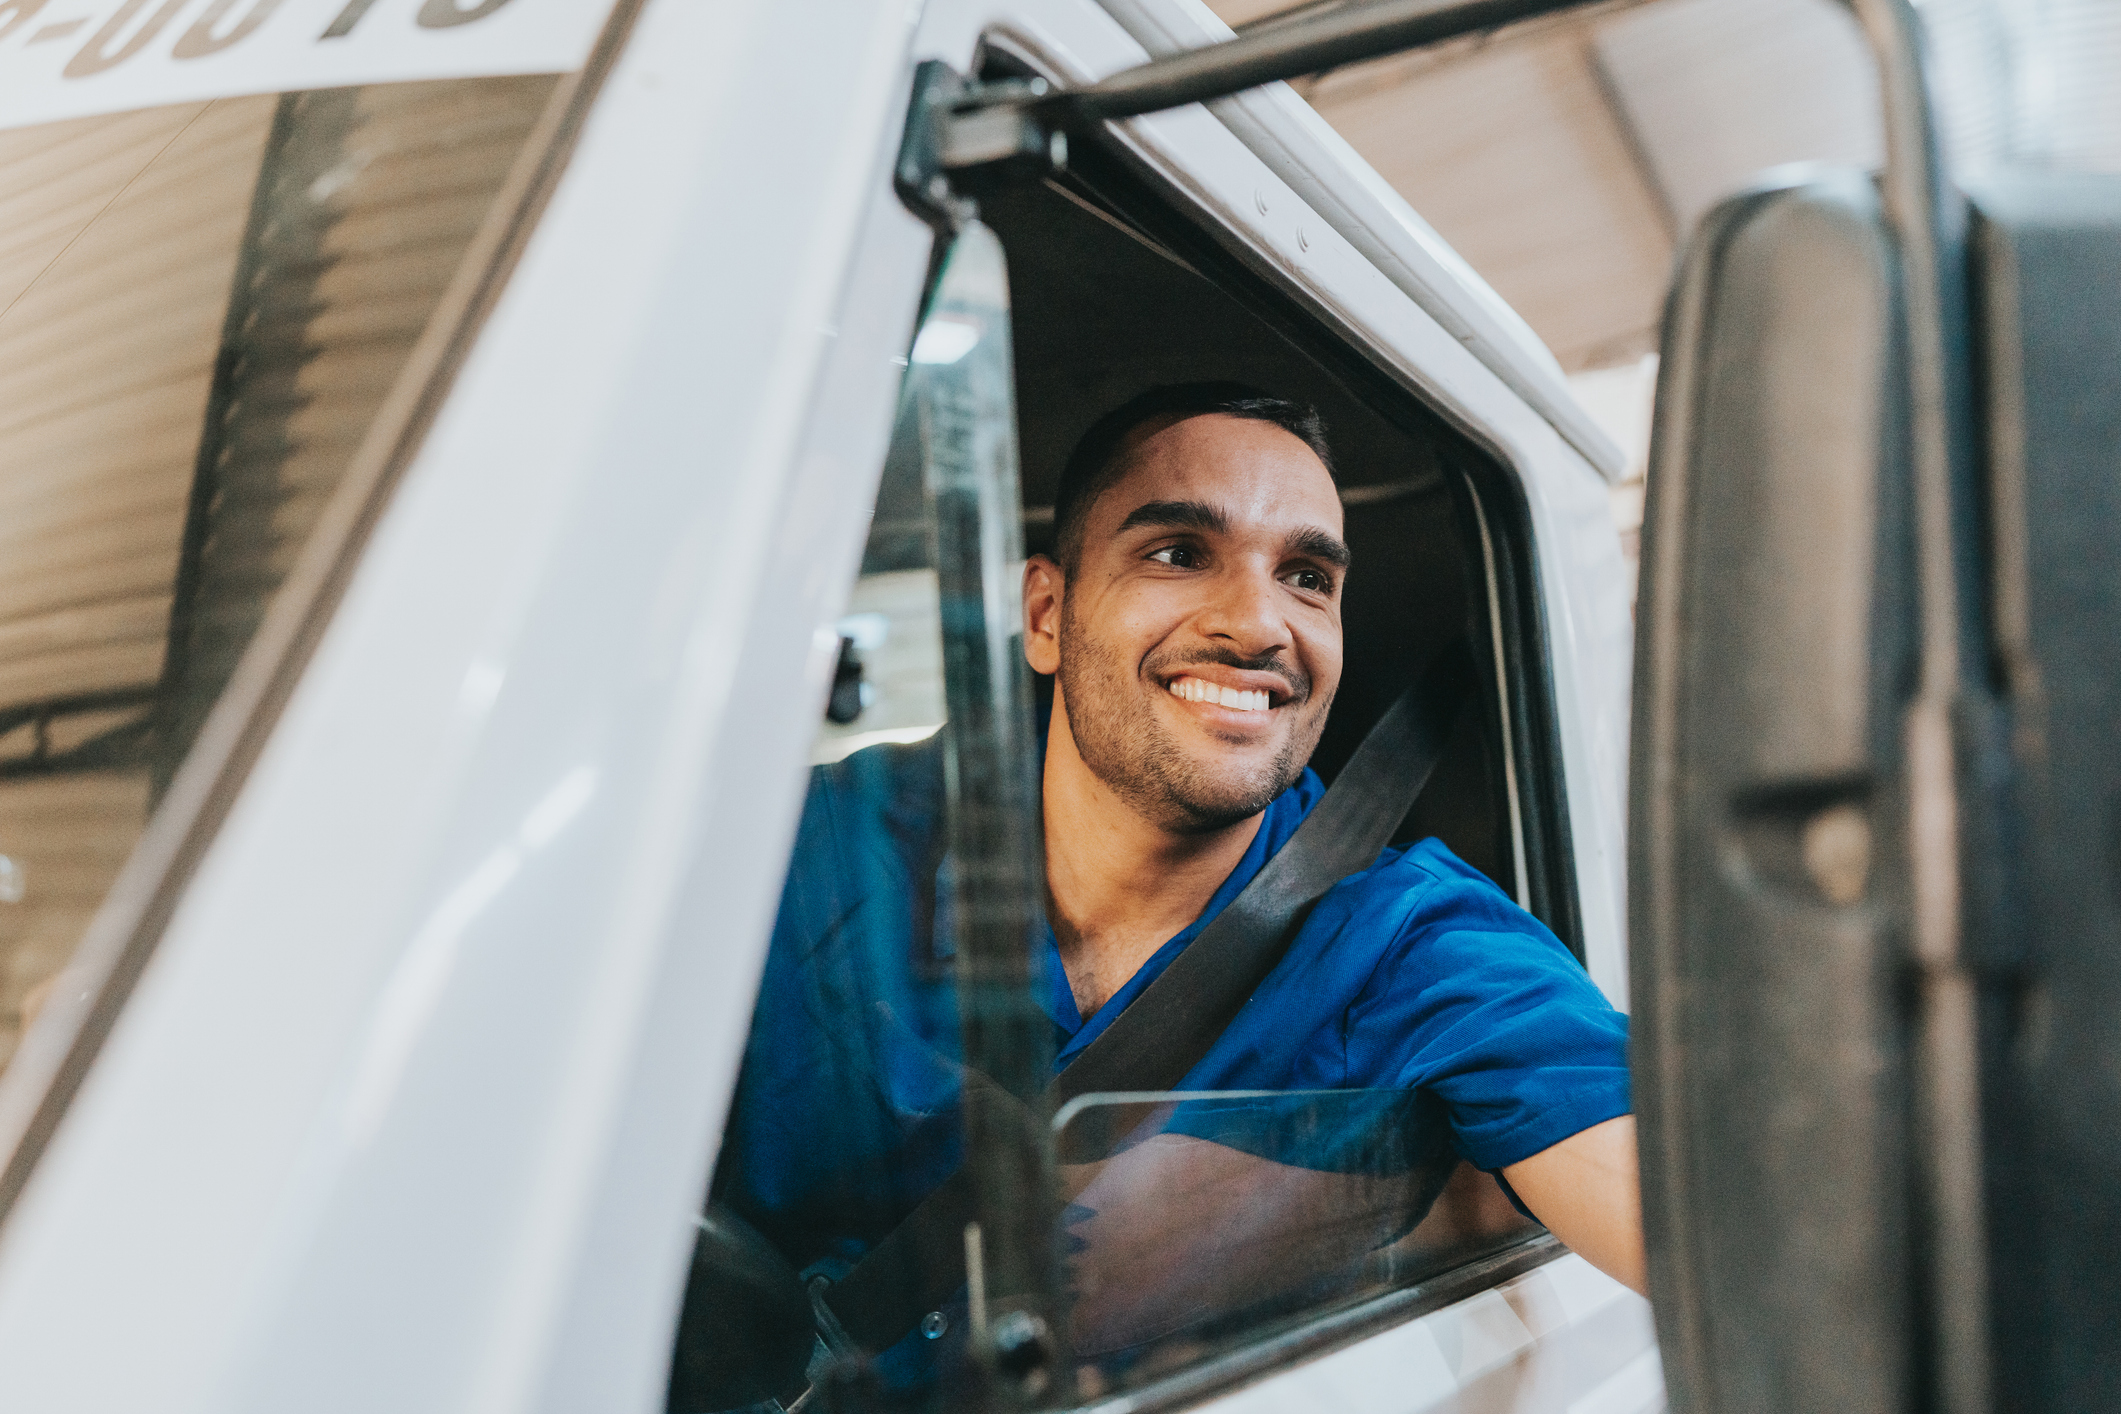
1630, 162, 1918, 1414
1629, 2, 2121, 1410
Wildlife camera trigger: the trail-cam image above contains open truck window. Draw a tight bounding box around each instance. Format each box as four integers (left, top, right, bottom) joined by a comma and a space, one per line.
668, 64, 1597, 1411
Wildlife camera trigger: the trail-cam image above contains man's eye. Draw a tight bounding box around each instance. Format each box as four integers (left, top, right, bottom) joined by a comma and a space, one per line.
1149, 545, 1201, 568
1288, 569, 1329, 592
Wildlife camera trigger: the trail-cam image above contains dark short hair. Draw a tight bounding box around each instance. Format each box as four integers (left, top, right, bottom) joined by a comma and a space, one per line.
1051, 382, 1334, 571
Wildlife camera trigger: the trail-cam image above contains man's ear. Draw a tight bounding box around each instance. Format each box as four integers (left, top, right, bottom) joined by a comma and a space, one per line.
1023, 554, 1064, 676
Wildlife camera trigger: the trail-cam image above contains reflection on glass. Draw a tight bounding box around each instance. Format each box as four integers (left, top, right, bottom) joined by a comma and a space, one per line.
0, 77, 559, 1073
813, 567, 944, 765
681, 229, 1052, 1414
1051, 1090, 1536, 1395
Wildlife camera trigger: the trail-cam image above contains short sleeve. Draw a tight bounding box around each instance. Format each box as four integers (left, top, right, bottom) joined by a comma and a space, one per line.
1342, 844, 1631, 1173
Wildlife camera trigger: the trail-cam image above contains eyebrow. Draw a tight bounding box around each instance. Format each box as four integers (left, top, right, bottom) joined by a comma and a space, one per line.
1286, 525, 1352, 570
1114, 499, 1230, 536
1112, 498, 1351, 572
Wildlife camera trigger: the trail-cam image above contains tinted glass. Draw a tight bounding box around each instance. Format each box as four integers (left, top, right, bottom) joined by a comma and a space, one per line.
1055, 1091, 1533, 1398
676, 224, 1056, 1414
0, 75, 558, 1073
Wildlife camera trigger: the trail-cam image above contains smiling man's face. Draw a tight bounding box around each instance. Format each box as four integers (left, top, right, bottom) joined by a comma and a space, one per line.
1025, 412, 1348, 835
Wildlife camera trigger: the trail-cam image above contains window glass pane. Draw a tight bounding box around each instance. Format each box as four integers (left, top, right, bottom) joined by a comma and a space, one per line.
813, 440, 944, 766
1055, 1092, 1535, 1398
0, 76, 559, 1074
682, 414, 973, 1412
679, 222, 1060, 1413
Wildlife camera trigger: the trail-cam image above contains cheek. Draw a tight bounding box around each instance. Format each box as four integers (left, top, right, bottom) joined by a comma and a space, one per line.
1295, 616, 1344, 697
1090, 582, 1199, 664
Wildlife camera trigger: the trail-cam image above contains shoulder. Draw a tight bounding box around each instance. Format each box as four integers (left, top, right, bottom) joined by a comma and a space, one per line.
801, 734, 945, 849
1315, 835, 1522, 934
1377, 838, 1543, 935
1316, 837, 1599, 999
775, 735, 946, 933
1326, 839, 1628, 1111
810, 731, 946, 810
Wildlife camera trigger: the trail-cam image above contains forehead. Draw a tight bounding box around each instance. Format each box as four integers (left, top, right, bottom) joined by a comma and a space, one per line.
1095, 413, 1342, 534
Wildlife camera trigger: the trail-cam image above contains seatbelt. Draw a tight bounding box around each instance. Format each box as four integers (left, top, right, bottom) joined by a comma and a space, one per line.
818, 639, 1478, 1352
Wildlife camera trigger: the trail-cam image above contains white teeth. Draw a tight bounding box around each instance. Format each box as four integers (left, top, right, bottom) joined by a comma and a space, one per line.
1167, 677, 1271, 712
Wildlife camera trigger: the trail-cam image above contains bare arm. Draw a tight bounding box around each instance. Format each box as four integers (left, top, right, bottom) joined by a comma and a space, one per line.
1501, 1114, 1646, 1295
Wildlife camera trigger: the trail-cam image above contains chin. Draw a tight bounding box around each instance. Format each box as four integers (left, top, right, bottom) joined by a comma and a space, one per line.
1160, 759, 1298, 834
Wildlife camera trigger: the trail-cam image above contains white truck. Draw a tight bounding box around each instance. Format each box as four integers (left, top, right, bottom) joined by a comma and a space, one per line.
0, 0, 2099, 1411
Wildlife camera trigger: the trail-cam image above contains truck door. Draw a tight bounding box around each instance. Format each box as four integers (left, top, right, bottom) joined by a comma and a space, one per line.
668, 6, 1642, 1408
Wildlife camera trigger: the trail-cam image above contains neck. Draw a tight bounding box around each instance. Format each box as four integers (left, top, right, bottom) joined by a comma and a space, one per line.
1042, 689, 1265, 1019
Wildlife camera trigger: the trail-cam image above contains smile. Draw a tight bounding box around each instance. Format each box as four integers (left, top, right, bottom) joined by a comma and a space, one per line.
1167, 675, 1273, 712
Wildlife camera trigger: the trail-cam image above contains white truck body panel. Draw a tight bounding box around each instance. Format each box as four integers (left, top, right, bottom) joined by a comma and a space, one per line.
0, 0, 1651, 1409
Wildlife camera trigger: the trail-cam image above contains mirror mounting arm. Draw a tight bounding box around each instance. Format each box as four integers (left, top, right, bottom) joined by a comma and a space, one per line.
897, 0, 1603, 230
895, 64, 1066, 233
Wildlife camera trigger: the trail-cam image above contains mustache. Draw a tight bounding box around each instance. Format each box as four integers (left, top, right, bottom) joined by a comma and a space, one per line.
1150, 646, 1310, 704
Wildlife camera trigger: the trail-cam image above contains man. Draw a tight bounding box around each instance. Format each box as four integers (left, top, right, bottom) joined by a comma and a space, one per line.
714, 384, 1640, 1379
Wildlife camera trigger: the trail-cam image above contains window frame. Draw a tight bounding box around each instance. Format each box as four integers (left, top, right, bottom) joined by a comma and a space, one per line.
974, 157, 1586, 1414
772, 30, 1605, 1407
1070, 1233, 1566, 1414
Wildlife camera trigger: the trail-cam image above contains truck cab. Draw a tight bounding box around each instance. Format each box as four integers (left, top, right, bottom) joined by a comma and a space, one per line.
17, 0, 2076, 1410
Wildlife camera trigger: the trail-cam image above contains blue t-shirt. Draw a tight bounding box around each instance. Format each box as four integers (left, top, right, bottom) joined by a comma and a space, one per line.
714, 735, 1629, 1275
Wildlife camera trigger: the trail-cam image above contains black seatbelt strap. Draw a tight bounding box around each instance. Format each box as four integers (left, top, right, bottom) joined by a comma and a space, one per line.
820, 639, 1478, 1352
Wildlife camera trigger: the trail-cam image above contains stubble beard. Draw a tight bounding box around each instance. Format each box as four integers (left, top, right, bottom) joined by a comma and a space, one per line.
1055, 599, 1326, 836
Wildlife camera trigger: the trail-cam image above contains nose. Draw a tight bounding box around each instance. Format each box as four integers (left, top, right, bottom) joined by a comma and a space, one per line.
1195, 559, 1291, 660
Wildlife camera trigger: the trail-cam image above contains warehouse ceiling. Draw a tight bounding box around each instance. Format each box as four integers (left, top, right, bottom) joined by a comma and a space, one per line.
1203, 0, 1884, 373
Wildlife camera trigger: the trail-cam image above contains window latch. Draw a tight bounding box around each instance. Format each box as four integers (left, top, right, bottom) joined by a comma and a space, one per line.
894, 63, 1066, 231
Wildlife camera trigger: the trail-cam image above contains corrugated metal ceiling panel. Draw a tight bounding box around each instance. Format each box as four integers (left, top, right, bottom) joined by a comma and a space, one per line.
0, 98, 274, 710
1203, 0, 1888, 369
1593, 0, 1879, 232
1308, 23, 1675, 369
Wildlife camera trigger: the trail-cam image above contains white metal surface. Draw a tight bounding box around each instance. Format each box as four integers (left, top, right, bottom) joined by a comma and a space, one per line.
0, 0, 930, 1408
0, 0, 1642, 1409
1197, 1257, 1659, 1414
